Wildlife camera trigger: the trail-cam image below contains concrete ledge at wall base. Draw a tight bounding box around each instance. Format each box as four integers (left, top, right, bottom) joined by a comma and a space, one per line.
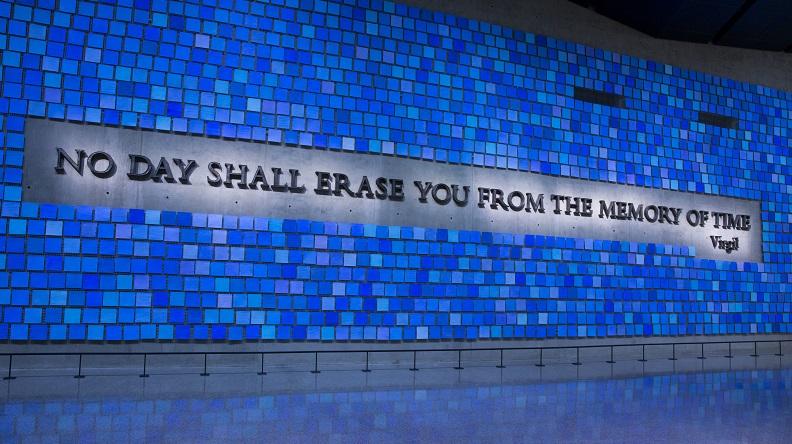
0, 334, 789, 377
0, 333, 789, 353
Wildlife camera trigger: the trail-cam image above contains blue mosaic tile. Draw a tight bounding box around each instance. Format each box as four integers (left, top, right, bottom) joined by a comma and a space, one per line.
0, 0, 790, 342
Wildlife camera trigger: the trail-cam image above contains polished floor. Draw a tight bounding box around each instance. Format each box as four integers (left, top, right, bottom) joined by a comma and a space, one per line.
1, 354, 790, 443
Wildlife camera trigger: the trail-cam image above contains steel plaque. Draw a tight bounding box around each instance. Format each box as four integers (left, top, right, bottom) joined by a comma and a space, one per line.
23, 119, 763, 262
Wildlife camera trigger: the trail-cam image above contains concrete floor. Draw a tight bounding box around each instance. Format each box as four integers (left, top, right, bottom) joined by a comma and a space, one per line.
1, 354, 790, 443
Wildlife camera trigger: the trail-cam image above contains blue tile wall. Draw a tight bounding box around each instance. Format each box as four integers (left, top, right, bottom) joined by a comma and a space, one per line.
0, 0, 790, 342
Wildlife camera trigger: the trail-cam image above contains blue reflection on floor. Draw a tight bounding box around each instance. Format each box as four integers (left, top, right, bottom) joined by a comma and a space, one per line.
1, 357, 791, 443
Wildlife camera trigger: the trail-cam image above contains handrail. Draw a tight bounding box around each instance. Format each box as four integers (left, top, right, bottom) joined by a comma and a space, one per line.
1, 338, 788, 380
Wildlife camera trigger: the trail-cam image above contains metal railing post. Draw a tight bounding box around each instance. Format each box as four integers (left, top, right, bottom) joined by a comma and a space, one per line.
8, 340, 782, 380
724, 342, 733, 359
535, 348, 545, 367
362, 351, 371, 373
257, 353, 267, 376
74, 354, 85, 379
572, 347, 582, 366
606, 345, 615, 364
697, 343, 706, 360
409, 351, 418, 371
638, 344, 647, 362
496, 349, 505, 368
3, 355, 15, 380
200, 353, 210, 376
310, 352, 321, 374
139, 353, 150, 378
454, 349, 464, 370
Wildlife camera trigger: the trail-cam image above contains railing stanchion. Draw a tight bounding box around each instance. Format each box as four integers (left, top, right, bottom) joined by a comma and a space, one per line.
310, 352, 320, 374
409, 351, 418, 371
606, 345, 615, 364
496, 349, 505, 368
362, 351, 371, 373
3, 355, 15, 380
139, 353, 150, 378
257, 353, 267, 376
200, 353, 210, 376
638, 344, 647, 362
10, 340, 778, 379
725, 342, 733, 359
74, 354, 85, 379
454, 350, 464, 370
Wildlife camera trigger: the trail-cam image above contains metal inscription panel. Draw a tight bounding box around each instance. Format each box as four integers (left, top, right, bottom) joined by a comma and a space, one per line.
23, 119, 763, 262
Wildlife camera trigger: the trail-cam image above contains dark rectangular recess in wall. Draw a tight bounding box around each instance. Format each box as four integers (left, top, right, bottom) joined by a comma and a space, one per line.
697, 111, 738, 129
573, 86, 625, 108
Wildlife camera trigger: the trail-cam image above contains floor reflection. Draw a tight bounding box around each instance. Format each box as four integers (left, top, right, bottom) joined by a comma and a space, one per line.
1, 355, 790, 443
